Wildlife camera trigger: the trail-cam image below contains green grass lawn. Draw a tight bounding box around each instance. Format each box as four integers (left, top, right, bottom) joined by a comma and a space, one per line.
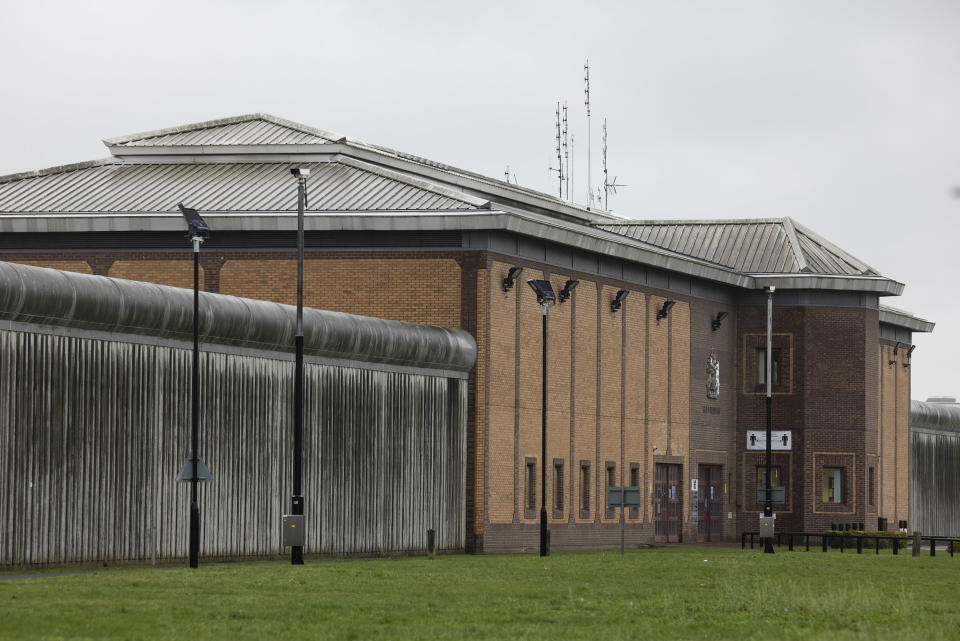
2, 547, 958, 640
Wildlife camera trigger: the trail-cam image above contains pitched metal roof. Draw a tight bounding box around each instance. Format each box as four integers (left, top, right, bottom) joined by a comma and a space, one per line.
0, 158, 481, 214
104, 114, 338, 148
598, 218, 878, 276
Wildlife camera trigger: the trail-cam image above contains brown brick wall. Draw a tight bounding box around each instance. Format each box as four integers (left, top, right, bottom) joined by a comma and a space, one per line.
487, 261, 518, 524
110, 260, 204, 290
4, 259, 92, 274
219, 257, 461, 327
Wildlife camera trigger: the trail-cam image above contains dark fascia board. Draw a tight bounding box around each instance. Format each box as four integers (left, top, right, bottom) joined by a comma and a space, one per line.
879, 306, 935, 333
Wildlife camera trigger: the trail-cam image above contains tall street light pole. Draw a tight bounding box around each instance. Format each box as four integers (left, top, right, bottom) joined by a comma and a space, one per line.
527, 279, 556, 557
177, 203, 209, 569
290, 168, 310, 565
764, 285, 775, 554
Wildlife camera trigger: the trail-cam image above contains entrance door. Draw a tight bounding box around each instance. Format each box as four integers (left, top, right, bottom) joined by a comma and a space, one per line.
697, 465, 723, 542
654, 463, 683, 543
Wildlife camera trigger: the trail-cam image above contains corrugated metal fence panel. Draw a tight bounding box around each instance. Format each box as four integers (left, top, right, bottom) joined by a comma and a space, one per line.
0, 328, 466, 566
910, 429, 960, 537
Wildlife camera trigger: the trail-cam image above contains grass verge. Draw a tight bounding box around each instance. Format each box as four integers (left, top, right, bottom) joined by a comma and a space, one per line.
2, 547, 959, 640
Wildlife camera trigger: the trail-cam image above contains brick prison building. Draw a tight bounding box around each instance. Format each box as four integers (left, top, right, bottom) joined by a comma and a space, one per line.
0, 114, 934, 553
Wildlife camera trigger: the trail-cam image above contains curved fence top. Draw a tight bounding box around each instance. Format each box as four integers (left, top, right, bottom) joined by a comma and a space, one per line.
910, 399, 960, 434
0, 261, 476, 375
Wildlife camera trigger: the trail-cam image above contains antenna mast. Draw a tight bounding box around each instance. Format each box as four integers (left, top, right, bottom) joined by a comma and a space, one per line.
584, 59, 592, 207
554, 102, 564, 198
601, 118, 627, 211
562, 102, 569, 201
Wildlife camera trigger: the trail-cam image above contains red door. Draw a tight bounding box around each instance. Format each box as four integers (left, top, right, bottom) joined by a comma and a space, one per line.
697, 465, 723, 542
654, 463, 683, 543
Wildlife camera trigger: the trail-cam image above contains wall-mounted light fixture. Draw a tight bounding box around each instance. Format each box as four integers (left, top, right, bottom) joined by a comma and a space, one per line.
503, 266, 523, 292
611, 289, 629, 312
904, 344, 916, 368
889, 341, 902, 366
558, 279, 579, 303
656, 299, 676, 322
711, 311, 728, 331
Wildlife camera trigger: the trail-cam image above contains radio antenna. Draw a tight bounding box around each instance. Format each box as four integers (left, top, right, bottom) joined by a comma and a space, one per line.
562, 101, 569, 201
584, 59, 593, 207
549, 102, 564, 198
601, 118, 627, 210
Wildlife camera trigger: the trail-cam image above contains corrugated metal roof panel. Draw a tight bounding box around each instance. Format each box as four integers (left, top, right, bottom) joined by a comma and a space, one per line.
0, 161, 477, 213
596, 219, 882, 276
115, 119, 332, 147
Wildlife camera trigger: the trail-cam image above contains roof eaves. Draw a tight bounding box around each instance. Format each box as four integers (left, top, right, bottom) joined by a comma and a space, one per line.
753, 273, 904, 296
879, 305, 935, 333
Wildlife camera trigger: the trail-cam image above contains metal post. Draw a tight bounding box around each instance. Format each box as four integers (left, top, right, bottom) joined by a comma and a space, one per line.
540, 302, 549, 557
189, 236, 201, 569
292, 172, 307, 565
764, 286, 775, 554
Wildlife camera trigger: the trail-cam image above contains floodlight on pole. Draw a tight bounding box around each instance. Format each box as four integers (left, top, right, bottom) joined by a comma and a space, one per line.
527, 279, 556, 557
290, 168, 309, 565
176, 202, 213, 570
764, 285, 775, 555
558, 279, 579, 303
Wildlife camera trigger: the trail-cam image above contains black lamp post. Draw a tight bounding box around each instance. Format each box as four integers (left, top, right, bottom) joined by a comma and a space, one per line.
177, 203, 209, 569
527, 279, 556, 557
290, 168, 310, 565
764, 285, 775, 554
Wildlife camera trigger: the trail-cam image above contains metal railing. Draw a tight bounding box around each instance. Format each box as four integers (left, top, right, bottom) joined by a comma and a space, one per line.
741, 531, 960, 556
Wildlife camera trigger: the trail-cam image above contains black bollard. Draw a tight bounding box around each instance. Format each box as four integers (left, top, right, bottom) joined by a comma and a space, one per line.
427, 528, 436, 559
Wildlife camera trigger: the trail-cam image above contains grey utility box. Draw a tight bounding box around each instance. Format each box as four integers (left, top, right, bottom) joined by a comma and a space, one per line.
758, 515, 776, 538
282, 514, 306, 547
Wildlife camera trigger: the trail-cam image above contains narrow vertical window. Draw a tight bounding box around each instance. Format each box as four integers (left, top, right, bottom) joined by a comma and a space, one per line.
553, 459, 564, 513
868, 467, 876, 508
605, 461, 617, 515
629, 463, 641, 518
579, 461, 591, 516
757, 348, 781, 385
823, 467, 843, 504
524, 459, 537, 515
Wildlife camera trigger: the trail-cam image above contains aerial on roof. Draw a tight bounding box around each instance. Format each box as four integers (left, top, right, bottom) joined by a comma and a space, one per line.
0, 113, 917, 298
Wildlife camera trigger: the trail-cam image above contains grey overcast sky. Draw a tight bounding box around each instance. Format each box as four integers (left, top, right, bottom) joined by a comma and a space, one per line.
2, 0, 958, 401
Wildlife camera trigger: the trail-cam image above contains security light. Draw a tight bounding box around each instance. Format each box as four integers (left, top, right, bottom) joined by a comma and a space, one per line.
711, 311, 728, 331
904, 344, 916, 368
527, 279, 556, 305
558, 279, 579, 303
611, 289, 629, 312
290, 168, 311, 178
889, 341, 902, 365
503, 266, 523, 292
656, 299, 676, 321
177, 203, 209, 241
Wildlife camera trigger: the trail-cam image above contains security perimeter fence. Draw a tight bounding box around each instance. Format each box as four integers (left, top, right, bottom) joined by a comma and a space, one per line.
0, 262, 475, 566
910, 399, 960, 538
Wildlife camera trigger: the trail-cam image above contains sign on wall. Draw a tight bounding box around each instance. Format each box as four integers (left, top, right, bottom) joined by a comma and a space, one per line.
746, 430, 792, 451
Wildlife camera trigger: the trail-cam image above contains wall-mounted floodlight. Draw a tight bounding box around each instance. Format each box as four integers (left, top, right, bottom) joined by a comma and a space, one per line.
503, 266, 523, 292
711, 311, 728, 331
611, 289, 629, 312
656, 299, 676, 321
889, 341, 902, 365
904, 344, 916, 368
558, 279, 579, 303
527, 279, 556, 306
290, 167, 311, 178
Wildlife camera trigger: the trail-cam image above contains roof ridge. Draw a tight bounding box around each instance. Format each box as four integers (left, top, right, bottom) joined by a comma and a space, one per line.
790, 218, 878, 275
0, 158, 119, 185
102, 113, 342, 147
780, 217, 809, 272
335, 157, 490, 209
